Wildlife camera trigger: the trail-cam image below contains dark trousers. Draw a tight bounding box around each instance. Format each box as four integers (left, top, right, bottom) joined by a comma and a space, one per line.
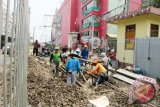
96, 72, 108, 86
33, 48, 38, 56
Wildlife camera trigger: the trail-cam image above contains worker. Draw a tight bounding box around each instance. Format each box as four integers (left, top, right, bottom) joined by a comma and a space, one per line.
81, 45, 88, 66
66, 52, 81, 85
33, 40, 40, 56
101, 52, 110, 70
110, 49, 116, 60
128, 76, 159, 105
75, 48, 81, 56
50, 47, 62, 77
61, 48, 70, 64
109, 49, 117, 68
62, 45, 68, 53
87, 59, 108, 86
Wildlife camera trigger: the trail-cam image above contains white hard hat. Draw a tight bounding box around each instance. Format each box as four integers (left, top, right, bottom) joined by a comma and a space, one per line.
111, 49, 115, 52
55, 47, 59, 50
76, 48, 80, 52
101, 53, 106, 57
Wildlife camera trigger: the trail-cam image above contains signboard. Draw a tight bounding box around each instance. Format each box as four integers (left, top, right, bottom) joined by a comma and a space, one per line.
81, 36, 100, 49
92, 37, 100, 49
68, 32, 79, 48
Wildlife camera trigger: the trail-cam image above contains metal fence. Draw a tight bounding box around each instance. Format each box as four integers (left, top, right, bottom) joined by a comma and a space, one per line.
1, 0, 29, 106
134, 38, 160, 79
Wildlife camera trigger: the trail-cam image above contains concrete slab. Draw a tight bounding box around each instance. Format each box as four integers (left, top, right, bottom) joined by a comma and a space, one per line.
112, 73, 135, 84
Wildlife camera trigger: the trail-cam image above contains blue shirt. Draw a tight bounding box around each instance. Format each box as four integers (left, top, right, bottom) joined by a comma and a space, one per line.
81, 49, 88, 59
66, 58, 81, 73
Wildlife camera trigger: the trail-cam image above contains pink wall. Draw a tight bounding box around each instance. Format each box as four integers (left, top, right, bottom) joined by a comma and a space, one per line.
57, 0, 143, 47
129, 0, 142, 11
58, 0, 71, 47
77, 0, 82, 33
70, 0, 78, 32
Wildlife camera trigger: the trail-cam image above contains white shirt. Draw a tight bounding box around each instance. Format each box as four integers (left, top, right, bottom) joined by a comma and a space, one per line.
102, 56, 109, 66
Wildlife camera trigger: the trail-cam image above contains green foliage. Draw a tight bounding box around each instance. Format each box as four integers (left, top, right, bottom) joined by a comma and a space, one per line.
152, 0, 160, 8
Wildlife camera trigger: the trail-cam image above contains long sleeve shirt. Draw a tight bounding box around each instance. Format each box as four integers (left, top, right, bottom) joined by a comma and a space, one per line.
88, 63, 107, 75
81, 49, 88, 59
66, 58, 81, 73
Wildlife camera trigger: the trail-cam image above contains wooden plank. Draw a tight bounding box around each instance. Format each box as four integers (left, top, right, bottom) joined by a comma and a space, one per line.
81, 73, 87, 82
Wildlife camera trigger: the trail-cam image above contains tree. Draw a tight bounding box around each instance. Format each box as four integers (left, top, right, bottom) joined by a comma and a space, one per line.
151, 0, 160, 8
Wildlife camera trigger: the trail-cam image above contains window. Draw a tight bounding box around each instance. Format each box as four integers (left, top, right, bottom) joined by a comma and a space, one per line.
125, 25, 136, 50
82, 0, 87, 4
93, 31, 99, 37
89, 30, 99, 37
82, 31, 90, 36
82, 15, 100, 29
142, 0, 152, 6
150, 24, 159, 37
82, 0, 100, 16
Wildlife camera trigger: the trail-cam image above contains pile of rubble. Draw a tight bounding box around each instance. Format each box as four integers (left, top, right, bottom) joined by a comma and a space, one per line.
28, 57, 92, 107
0, 68, 3, 106
28, 56, 144, 107
93, 83, 128, 107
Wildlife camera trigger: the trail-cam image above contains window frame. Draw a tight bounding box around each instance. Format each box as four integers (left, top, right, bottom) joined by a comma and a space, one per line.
150, 24, 159, 37
125, 24, 136, 50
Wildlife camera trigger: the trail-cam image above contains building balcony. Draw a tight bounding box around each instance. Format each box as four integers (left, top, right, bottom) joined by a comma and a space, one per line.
83, 6, 100, 16
82, 0, 87, 4
82, 22, 100, 30
103, 3, 128, 21
103, 0, 160, 21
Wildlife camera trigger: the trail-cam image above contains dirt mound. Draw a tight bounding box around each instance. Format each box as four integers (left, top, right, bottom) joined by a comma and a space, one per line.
28, 56, 92, 107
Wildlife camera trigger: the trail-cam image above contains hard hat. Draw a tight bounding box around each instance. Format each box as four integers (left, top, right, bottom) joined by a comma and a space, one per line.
55, 47, 59, 50
69, 51, 81, 58
76, 48, 80, 52
101, 53, 106, 57
111, 49, 115, 52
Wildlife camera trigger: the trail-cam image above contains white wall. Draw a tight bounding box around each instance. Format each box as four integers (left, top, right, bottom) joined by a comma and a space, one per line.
107, 0, 126, 35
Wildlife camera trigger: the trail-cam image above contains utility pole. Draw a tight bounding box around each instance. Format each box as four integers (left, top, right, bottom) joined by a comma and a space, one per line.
91, 16, 94, 53
0, 0, 3, 49
33, 26, 35, 42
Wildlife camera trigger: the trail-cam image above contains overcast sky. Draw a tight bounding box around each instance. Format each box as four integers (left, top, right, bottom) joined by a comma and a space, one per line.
29, 0, 62, 43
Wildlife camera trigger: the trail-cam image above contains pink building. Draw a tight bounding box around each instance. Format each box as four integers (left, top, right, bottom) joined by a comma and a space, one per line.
53, 0, 143, 49
53, 0, 108, 49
